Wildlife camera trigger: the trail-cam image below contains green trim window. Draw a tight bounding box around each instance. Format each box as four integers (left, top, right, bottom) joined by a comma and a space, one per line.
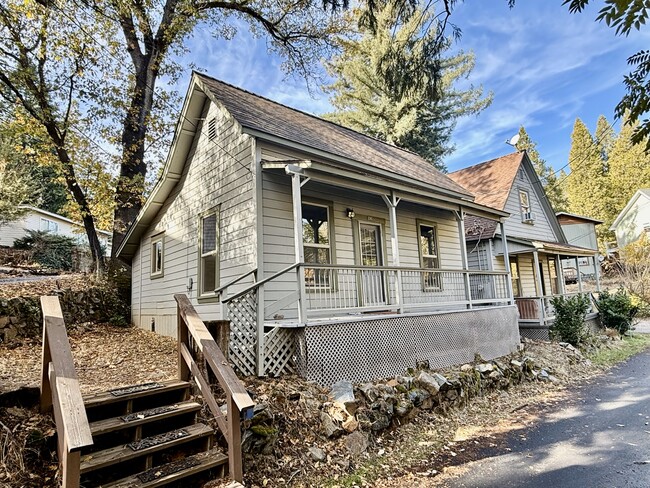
510, 256, 521, 297
151, 233, 164, 278
302, 202, 331, 288
199, 209, 219, 297
418, 222, 440, 290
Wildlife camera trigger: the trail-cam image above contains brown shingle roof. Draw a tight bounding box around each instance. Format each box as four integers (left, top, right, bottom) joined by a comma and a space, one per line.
197, 74, 472, 198
448, 152, 525, 210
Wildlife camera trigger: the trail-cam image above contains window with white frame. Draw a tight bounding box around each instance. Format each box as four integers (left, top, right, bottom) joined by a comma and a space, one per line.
302, 202, 331, 288
151, 234, 164, 278
418, 222, 441, 290
199, 210, 219, 297
519, 190, 532, 222
40, 218, 59, 233
510, 257, 521, 297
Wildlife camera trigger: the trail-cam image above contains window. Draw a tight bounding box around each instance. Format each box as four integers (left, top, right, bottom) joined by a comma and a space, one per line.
519, 190, 530, 216
548, 257, 558, 295
418, 223, 441, 290
302, 203, 331, 288
151, 234, 164, 278
510, 257, 521, 297
199, 210, 219, 297
40, 218, 58, 233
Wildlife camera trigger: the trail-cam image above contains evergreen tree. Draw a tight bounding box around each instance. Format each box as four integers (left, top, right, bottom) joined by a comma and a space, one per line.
324, 0, 491, 170
515, 126, 567, 212
595, 115, 615, 163
565, 118, 610, 245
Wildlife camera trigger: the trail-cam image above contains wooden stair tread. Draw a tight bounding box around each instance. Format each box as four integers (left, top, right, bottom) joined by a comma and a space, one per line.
101, 448, 228, 488
83, 379, 191, 408
90, 401, 201, 436
80, 423, 213, 474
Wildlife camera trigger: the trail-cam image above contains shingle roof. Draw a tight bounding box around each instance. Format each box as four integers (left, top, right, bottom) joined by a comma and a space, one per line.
447, 152, 525, 210
197, 74, 472, 198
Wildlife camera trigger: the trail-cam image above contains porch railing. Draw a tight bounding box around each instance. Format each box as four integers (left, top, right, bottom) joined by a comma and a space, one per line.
515, 292, 598, 324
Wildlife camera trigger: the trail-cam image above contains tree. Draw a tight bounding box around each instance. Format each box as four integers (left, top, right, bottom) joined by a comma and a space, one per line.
515, 126, 567, 212
324, 0, 490, 170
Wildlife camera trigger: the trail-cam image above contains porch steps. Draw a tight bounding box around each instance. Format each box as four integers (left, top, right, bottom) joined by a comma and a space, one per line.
79, 379, 229, 487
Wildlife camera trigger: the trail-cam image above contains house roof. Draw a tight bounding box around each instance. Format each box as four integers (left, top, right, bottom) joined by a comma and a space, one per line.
19, 205, 112, 237
610, 188, 650, 230
447, 152, 525, 210
196, 74, 472, 199
555, 212, 603, 225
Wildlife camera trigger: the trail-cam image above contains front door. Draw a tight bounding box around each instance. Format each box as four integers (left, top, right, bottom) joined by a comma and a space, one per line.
359, 223, 385, 306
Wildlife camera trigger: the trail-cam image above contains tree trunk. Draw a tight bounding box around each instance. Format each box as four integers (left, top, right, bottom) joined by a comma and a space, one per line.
111, 57, 157, 256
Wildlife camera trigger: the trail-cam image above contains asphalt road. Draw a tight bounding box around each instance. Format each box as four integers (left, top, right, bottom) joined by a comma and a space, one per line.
441, 347, 650, 488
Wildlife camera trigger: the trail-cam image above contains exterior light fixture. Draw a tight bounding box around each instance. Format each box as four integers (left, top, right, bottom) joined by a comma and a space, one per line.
346, 208, 355, 218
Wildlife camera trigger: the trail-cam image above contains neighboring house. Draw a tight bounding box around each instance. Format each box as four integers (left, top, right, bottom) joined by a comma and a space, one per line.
0, 206, 112, 254
610, 189, 650, 249
448, 152, 600, 340
116, 73, 520, 385
556, 212, 602, 282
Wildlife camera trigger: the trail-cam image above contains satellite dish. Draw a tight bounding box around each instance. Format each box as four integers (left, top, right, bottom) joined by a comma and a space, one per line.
506, 134, 520, 147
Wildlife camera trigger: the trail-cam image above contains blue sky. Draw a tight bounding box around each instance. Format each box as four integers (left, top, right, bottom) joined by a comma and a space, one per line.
174, 1, 650, 173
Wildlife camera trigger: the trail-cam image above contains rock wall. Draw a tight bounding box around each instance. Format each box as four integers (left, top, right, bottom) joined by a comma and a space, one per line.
0, 288, 124, 342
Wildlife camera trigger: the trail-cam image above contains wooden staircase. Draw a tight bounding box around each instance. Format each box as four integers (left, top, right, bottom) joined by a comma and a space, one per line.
39, 295, 254, 488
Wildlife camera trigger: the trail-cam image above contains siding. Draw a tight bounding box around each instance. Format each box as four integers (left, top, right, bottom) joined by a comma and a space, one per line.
614, 195, 650, 247
259, 143, 464, 318
131, 100, 256, 336
561, 222, 598, 250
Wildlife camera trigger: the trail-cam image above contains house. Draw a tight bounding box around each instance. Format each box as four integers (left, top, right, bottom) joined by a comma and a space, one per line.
556, 212, 602, 283
0, 205, 112, 253
448, 152, 600, 340
116, 73, 520, 385
610, 189, 650, 249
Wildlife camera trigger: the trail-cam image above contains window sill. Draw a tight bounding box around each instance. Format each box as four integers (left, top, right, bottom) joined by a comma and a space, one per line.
197, 294, 221, 304
151, 271, 164, 280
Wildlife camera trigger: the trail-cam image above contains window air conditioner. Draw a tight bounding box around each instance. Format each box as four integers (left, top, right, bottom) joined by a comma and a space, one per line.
523, 212, 535, 223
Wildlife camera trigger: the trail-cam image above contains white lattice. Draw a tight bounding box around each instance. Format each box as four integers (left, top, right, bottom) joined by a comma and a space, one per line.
264, 327, 296, 376
227, 291, 258, 376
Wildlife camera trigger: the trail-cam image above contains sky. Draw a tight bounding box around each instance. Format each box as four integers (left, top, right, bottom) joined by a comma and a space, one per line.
173, 1, 650, 174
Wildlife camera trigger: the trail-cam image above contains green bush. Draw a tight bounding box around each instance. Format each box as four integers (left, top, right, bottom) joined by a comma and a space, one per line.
596, 288, 638, 335
549, 294, 591, 346
14, 230, 77, 271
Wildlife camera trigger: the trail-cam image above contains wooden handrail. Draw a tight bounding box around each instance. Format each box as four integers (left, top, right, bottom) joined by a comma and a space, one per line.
174, 294, 255, 483
40, 296, 93, 488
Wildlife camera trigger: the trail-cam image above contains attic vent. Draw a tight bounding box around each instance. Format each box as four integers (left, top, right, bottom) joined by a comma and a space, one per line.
207, 117, 217, 140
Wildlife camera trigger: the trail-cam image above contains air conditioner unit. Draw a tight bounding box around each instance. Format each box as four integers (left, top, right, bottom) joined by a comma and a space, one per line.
523, 212, 535, 223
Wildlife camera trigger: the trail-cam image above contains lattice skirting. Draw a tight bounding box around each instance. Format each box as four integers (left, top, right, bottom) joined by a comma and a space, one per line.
519, 325, 550, 341
300, 306, 520, 385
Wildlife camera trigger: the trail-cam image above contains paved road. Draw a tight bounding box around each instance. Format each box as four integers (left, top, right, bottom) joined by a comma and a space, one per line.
440, 348, 650, 488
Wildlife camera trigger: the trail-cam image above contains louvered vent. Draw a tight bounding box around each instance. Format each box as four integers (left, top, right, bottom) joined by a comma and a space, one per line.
207, 117, 217, 140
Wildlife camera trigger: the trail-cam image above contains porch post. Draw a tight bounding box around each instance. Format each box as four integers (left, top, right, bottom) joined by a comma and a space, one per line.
575, 256, 583, 292
499, 219, 514, 305
286, 165, 308, 324
555, 254, 565, 295
532, 251, 545, 326
455, 209, 472, 309
594, 254, 601, 291
382, 192, 403, 313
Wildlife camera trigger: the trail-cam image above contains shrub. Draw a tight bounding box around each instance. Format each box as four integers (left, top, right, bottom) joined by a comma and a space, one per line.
549, 294, 591, 346
596, 288, 638, 335
13, 230, 77, 271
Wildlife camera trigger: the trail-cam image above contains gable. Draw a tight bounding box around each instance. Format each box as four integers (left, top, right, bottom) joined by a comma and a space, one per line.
611, 190, 650, 246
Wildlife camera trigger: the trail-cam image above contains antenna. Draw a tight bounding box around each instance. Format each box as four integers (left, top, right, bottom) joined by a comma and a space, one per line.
505, 134, 520, 147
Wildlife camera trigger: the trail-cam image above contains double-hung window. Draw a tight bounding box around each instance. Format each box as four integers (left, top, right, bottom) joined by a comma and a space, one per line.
151, 233, 164, 278
199, 209, 219, 297
519, 190, 532, 222
418, 222, 441, 290
510, 257, 521, 297
302, 202, 331, 288
40, 218, 58, 233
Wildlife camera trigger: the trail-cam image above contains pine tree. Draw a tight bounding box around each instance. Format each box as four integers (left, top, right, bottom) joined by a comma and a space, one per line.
595, 115, 615, 164
324, 0, 491, 170
565, 118, 610, 245
515, 126, 567, 212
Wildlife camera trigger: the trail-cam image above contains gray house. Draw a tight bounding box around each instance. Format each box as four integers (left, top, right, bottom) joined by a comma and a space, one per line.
556, 212, 602, 282
449, 152, 600, 339
610, 188, 650, 249
117, 73, 520, 384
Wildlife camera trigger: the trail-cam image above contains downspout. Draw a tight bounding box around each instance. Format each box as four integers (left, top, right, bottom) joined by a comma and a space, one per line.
381, 192, 403, 312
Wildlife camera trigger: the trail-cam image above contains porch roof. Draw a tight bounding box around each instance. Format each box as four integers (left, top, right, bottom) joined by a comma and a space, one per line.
503, 239, 598, 257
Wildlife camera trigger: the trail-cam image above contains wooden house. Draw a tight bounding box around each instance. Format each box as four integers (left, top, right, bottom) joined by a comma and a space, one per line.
610, 189, 650, 249
448, 152, 600, 339
116, 73, 520, 384
556, 212, 602, 283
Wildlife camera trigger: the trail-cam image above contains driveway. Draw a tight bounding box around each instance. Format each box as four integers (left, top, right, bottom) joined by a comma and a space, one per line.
434, 348, 650, 488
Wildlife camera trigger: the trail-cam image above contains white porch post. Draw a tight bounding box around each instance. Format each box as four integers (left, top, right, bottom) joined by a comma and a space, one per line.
286, 165, 308, 324
594, 253, 602, 291
575, 256, 583, 293
555, 253, 565, 295
455, 209, 472, 309
532, 250, 545, 326
499, 219, 514, 305
382, 192, 403, 312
